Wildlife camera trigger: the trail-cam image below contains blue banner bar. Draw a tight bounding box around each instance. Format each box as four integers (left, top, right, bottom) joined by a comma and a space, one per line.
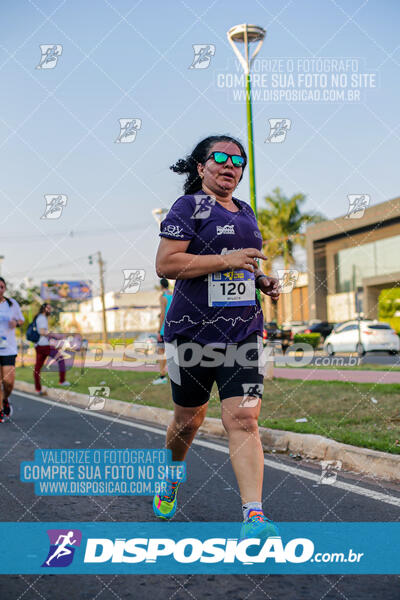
0, 522, 398, 574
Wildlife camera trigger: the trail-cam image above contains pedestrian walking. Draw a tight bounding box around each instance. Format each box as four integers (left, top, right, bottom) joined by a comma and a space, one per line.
152, 135, 280, 539
33, 303, 70, 394
0, 277, 24, 422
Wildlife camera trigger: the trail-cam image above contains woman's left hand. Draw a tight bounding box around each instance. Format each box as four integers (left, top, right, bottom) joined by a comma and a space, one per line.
258, 276, 280, 301
9, 319, 17, 329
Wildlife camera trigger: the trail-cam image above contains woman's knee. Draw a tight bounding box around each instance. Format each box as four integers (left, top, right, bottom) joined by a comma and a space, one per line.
222, 411, 259, 434
174, 407, 206, 435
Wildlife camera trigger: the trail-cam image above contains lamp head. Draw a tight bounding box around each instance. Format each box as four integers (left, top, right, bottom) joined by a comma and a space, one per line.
227, 24, 266, 43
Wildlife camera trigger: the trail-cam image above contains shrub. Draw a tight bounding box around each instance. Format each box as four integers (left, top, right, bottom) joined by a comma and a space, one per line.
293, 333, 321, 348
378, 289, 400, 319
109, 338, 134, 348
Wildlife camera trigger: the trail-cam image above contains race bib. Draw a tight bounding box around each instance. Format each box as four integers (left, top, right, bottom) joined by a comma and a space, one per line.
208, 269, 256, 307
0, 336, 7, 349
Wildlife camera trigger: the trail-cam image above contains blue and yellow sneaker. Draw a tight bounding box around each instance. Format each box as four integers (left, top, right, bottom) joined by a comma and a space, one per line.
153, 481, 180, 520
240, 510, 280, 540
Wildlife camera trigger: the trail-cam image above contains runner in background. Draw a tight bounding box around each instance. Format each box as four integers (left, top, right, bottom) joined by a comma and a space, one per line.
0, 277, 24, 423
152, 278, 173, 385
34, 303, 70, 395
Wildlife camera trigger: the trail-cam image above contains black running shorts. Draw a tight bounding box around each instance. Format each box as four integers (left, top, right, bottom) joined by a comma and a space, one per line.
0, 355, 16, 366
166, 333, 265, 407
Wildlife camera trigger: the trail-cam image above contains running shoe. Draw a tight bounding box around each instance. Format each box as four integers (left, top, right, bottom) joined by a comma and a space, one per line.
240, 511, 280, 541
0, 410, 4, 424
3, 399, 13, 418
152, 376, 167, 385
59, 381, 71, 387
153, 481, 180, 519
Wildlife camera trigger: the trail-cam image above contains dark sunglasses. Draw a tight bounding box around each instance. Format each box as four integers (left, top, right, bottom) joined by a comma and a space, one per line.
206, 151, 246, 168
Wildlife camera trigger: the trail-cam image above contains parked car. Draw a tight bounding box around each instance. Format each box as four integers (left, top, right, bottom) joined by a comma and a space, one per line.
132, 332, 158, 355
304, 321, 334, 341
323, 320, 400, 356
282, 321, 307, 336
263, 322, 292, 351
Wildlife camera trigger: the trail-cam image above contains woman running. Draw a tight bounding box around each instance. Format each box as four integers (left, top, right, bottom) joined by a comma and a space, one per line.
153, 135, 280, 538
153, 278, 173, 385
0, 277, 24, 422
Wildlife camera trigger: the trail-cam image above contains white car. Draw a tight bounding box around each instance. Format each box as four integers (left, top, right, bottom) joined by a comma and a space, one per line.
323, 320, 400, 356
282, 321, 307, 336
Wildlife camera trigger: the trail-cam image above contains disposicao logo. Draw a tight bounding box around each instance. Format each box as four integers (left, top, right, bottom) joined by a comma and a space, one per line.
42, 529, 82, 567
83, 536, 314, 564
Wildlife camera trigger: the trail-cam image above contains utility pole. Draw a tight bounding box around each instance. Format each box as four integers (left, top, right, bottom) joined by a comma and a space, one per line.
89, 252, 108, 343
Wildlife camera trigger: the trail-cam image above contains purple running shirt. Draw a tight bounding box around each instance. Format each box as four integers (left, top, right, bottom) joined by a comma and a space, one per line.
159, 192, 264, 344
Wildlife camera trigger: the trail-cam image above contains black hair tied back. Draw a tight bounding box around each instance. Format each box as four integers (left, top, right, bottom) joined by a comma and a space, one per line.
170, 135, 247, 195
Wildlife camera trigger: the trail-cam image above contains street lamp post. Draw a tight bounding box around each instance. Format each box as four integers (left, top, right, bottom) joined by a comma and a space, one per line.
227, 24, 266, 215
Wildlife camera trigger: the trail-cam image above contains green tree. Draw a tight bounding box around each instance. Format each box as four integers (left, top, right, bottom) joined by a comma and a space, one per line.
8, 281, 65, 331
258, 187, 324, 322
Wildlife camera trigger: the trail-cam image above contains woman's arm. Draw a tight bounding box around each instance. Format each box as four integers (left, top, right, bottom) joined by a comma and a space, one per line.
9, 319, 24, 328
156, 238, 267, 280
9, 303, 25, 328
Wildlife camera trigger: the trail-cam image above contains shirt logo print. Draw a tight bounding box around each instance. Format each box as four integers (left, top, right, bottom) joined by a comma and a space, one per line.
163, 225, 184, 238
217, 225, 235, 235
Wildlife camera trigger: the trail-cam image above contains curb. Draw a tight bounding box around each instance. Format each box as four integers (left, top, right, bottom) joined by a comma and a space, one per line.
14, 380, 400, 483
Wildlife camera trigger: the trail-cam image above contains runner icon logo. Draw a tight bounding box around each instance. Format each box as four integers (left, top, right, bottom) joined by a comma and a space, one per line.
346, 194, 370, 219
36, 45, 63, 69
41, 195, 67, 220
277, 269, 298, 293
189, 44, 216, 69
319, 460, 342, 485
87, 386, 110, 411
191, 195, 216, 219
265, 119, 291, 143
120, 270, 146, 293
239, 383, 264, 407
115, 119, 142, 143
42, 529, 82, 567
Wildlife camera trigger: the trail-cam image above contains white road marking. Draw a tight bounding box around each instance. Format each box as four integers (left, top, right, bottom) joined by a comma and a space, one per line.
14, 391, 400, 508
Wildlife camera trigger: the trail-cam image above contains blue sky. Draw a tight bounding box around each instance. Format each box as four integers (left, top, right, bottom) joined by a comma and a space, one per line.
0, 0, 399, 295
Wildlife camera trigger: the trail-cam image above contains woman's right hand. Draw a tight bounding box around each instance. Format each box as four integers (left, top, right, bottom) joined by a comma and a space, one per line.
221, 248, 268, 273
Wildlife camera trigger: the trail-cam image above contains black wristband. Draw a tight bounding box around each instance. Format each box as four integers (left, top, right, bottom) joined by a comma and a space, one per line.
255, 274, 267, 288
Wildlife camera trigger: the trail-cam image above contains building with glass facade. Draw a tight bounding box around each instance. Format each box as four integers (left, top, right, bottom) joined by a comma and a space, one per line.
305, 197, 400, 322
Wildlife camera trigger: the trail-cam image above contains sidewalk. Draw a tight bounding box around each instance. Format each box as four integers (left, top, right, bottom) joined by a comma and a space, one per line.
273, 367, 400, 384
18, 351, 400, 383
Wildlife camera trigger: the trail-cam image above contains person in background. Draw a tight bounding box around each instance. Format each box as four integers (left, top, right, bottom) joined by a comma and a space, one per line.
34, 303, 70, 395
153, 278, 173, 385
0, 277, 24, 422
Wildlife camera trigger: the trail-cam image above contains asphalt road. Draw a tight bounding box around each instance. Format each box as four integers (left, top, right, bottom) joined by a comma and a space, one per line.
0, 391, 399, 600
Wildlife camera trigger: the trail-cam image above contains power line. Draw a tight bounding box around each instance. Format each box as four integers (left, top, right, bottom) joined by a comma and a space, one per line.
1, 222, 152, 242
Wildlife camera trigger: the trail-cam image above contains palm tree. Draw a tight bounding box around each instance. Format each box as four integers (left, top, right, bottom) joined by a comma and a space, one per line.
258, 187, 324, 323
